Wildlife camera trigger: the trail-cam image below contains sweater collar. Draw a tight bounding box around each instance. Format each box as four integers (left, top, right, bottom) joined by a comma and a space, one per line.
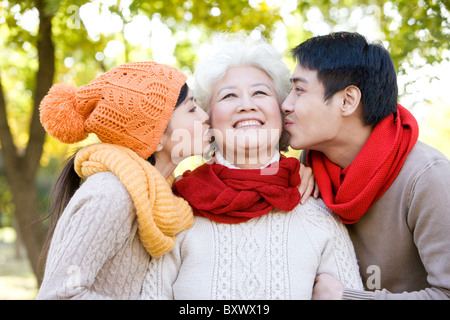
214, 151, 281, 169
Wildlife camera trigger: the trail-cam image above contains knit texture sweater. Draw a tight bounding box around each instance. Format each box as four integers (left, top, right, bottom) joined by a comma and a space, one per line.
74, 143, 194, 258
37, 152, 364, 300
37, 143, 194, 299
342, 141, 450, 300
37, 172, 149, 299
301, 141, 450, 300
140, 156, 364, 299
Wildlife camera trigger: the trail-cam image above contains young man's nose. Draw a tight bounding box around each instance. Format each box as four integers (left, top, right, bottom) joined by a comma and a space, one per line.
281, 93, 294, 114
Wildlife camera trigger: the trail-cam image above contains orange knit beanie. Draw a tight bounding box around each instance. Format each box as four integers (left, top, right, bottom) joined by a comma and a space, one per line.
39, 61, 187, 159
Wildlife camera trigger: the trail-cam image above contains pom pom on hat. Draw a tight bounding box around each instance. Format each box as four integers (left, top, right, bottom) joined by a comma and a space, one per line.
39, 62, 187, 159
40, 83, 88, 144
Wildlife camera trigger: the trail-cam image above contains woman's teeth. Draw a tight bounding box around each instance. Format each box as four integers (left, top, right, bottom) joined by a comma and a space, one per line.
234, 120, 263, 129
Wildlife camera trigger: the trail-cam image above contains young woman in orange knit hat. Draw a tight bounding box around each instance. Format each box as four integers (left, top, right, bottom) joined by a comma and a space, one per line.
36, 61, 212, 299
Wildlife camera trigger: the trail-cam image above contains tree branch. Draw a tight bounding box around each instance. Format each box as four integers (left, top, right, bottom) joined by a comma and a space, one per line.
24, 0, 55, 177
0, 74, 19, 169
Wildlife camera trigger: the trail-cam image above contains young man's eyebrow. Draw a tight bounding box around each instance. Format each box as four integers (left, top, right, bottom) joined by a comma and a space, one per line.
290, 77, 309, 84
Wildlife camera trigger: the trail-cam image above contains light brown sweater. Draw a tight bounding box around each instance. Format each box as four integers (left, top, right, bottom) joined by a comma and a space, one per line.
304, 141, 450, 299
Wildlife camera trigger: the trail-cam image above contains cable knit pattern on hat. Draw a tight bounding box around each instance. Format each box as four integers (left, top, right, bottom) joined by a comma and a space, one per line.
40, 61, 187, 159
74, 143, 194, 258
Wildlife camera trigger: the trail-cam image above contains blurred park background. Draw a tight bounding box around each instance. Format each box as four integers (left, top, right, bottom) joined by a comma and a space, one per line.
0, 0, 449, 300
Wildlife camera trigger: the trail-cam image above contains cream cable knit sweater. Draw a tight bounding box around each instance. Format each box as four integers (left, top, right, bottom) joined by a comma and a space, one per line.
140, 155, 364, 300
140, 198, 363, 299
37, 172, 150, 300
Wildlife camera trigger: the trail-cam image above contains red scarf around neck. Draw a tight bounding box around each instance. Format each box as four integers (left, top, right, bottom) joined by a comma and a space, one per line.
172, 156, 301, 224
307, 104, 419, 224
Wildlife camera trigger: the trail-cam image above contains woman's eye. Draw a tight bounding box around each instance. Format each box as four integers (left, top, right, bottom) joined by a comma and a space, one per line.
222, 93, 236, 100
189, 104, 198, 112
254, 90, 268, 96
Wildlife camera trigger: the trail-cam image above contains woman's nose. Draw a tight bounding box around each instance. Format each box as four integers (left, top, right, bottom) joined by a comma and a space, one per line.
237, 95, 257, 112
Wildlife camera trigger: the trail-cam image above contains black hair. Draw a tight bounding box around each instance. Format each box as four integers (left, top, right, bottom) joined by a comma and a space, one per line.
175, 83, 189, 108
291, 32, 398, 126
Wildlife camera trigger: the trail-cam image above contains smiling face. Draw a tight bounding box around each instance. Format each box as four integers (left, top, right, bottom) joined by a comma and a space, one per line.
209, 66, 283, 167
282, 64, 343, 152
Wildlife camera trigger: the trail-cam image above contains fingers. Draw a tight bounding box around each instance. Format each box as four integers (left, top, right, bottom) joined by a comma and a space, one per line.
298, 164, 320, 204
301, 176, 315, 204
314, 181, 320, 199
298, 164, 314, 204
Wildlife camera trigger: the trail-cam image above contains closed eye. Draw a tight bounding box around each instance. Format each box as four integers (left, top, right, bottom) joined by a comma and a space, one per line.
254, 90, 269, 96
221, 93, 237, 100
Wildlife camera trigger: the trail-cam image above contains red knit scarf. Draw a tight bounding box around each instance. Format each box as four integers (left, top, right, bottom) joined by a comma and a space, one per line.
307, 104, 419, 224
173, 156, 301, 224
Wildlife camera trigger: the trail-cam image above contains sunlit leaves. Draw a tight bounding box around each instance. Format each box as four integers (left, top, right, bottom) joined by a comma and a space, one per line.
1, 0, 449, 160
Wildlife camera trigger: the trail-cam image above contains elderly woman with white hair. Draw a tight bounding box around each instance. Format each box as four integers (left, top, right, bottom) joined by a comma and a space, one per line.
140, 34, 363, 300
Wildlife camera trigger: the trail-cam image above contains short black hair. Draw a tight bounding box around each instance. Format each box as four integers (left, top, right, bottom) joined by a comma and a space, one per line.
291, 32, 398, 126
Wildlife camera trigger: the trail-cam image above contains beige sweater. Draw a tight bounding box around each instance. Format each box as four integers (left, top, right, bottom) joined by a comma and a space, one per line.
37, 172, 150, 300
343, 141, 450, 300
140, 197, 363, 299
301, 141, 450, 300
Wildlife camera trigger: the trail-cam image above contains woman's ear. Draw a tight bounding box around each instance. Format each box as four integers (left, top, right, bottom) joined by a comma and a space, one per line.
155, 142, 164, 152
341, 85, 362, 117
157, 127, 172, 152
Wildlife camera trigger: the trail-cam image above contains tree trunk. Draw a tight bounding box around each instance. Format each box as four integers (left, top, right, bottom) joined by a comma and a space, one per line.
8, 172, 48, 280
0, 0, 55, 285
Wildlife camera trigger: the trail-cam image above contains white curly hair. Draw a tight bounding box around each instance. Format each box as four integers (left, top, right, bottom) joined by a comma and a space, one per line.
193, 32, 291, 112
